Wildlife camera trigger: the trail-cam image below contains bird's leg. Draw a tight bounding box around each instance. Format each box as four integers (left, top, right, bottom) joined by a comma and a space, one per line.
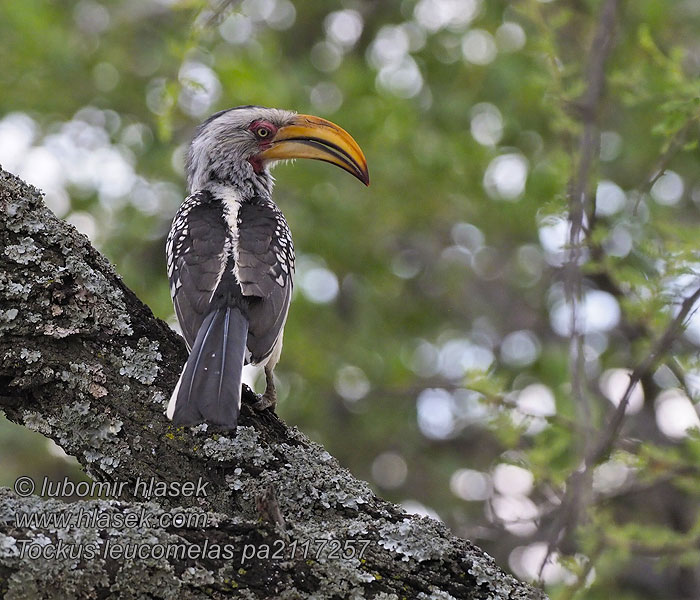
253, 366, 277, 411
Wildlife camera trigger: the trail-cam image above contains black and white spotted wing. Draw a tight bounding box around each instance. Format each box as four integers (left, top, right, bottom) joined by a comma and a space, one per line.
166, 190, 229, 350
237, 197, 295, 363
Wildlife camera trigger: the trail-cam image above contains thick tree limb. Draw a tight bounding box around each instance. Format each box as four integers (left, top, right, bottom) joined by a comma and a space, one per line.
0, 168, 545, 599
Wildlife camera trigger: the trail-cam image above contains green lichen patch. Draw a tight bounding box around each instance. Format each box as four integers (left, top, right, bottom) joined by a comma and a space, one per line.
378, 518, 452, 563
4, 237, 42, 265
0, 308, 19, 328
20, 348, 41, 364
34, 400, 133, 476
0, 276, 33, 301
202, 427, 273, 467
466, 552, 521, 600
118, 338, 161, 385
22, 410, 53, 436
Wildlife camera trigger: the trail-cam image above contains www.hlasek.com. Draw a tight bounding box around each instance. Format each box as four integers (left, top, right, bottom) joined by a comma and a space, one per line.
14, 506, 210, 530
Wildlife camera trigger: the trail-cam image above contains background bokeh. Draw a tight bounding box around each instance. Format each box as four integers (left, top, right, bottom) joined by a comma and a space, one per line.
4, 0, 700, 597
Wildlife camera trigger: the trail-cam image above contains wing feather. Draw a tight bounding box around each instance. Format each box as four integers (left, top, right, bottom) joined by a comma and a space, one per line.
237, 198, 294, 362
167, 191, 229, 349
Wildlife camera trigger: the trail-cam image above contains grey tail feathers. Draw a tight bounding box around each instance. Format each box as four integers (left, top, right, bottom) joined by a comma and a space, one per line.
168, 306, 248, 429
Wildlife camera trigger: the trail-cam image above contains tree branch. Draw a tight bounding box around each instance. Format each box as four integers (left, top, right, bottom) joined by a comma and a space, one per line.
0, 167, 546, 599
585, 281, 700, 467
540, 0, 619, 579
564, 0, 619, 457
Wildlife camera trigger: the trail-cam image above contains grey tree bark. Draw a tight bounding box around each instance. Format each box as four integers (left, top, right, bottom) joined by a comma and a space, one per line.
0, 167, 546, 600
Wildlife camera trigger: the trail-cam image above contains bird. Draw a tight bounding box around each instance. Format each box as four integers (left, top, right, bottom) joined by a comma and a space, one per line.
165, 106, 369, 429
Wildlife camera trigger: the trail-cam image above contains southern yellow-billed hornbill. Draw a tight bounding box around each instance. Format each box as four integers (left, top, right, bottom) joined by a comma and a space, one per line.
166, 106, 369, 429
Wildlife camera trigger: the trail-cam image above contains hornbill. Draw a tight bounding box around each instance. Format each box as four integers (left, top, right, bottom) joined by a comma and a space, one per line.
165, 106, 369, 429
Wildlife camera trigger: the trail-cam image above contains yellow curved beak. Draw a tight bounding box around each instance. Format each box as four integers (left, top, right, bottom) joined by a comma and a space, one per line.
259, 114, 369, 186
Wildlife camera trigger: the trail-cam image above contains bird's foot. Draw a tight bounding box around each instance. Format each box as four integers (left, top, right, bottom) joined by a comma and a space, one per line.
252, 390, 277, 412
252, 366, 277, 412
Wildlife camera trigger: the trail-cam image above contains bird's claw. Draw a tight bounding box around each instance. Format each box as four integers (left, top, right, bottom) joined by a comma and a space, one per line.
242, 367, 277, 412
252, 392, 276, 412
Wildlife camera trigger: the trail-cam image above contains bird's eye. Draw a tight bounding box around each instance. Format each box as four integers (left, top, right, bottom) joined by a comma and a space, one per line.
256, 127, 271, 138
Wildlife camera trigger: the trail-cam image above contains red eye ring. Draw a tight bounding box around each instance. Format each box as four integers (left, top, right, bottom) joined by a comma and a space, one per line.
249, 120, 277, 140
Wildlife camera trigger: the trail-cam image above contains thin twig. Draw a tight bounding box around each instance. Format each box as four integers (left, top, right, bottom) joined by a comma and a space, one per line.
200, 0, 242, 29
634, 118, 699, 213
666, 358, 698, 401
597, 464, 700, 505
585, 283, 700, 467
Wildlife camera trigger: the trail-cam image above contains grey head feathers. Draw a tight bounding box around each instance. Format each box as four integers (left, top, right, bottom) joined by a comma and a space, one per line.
186, 106, 297, 196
